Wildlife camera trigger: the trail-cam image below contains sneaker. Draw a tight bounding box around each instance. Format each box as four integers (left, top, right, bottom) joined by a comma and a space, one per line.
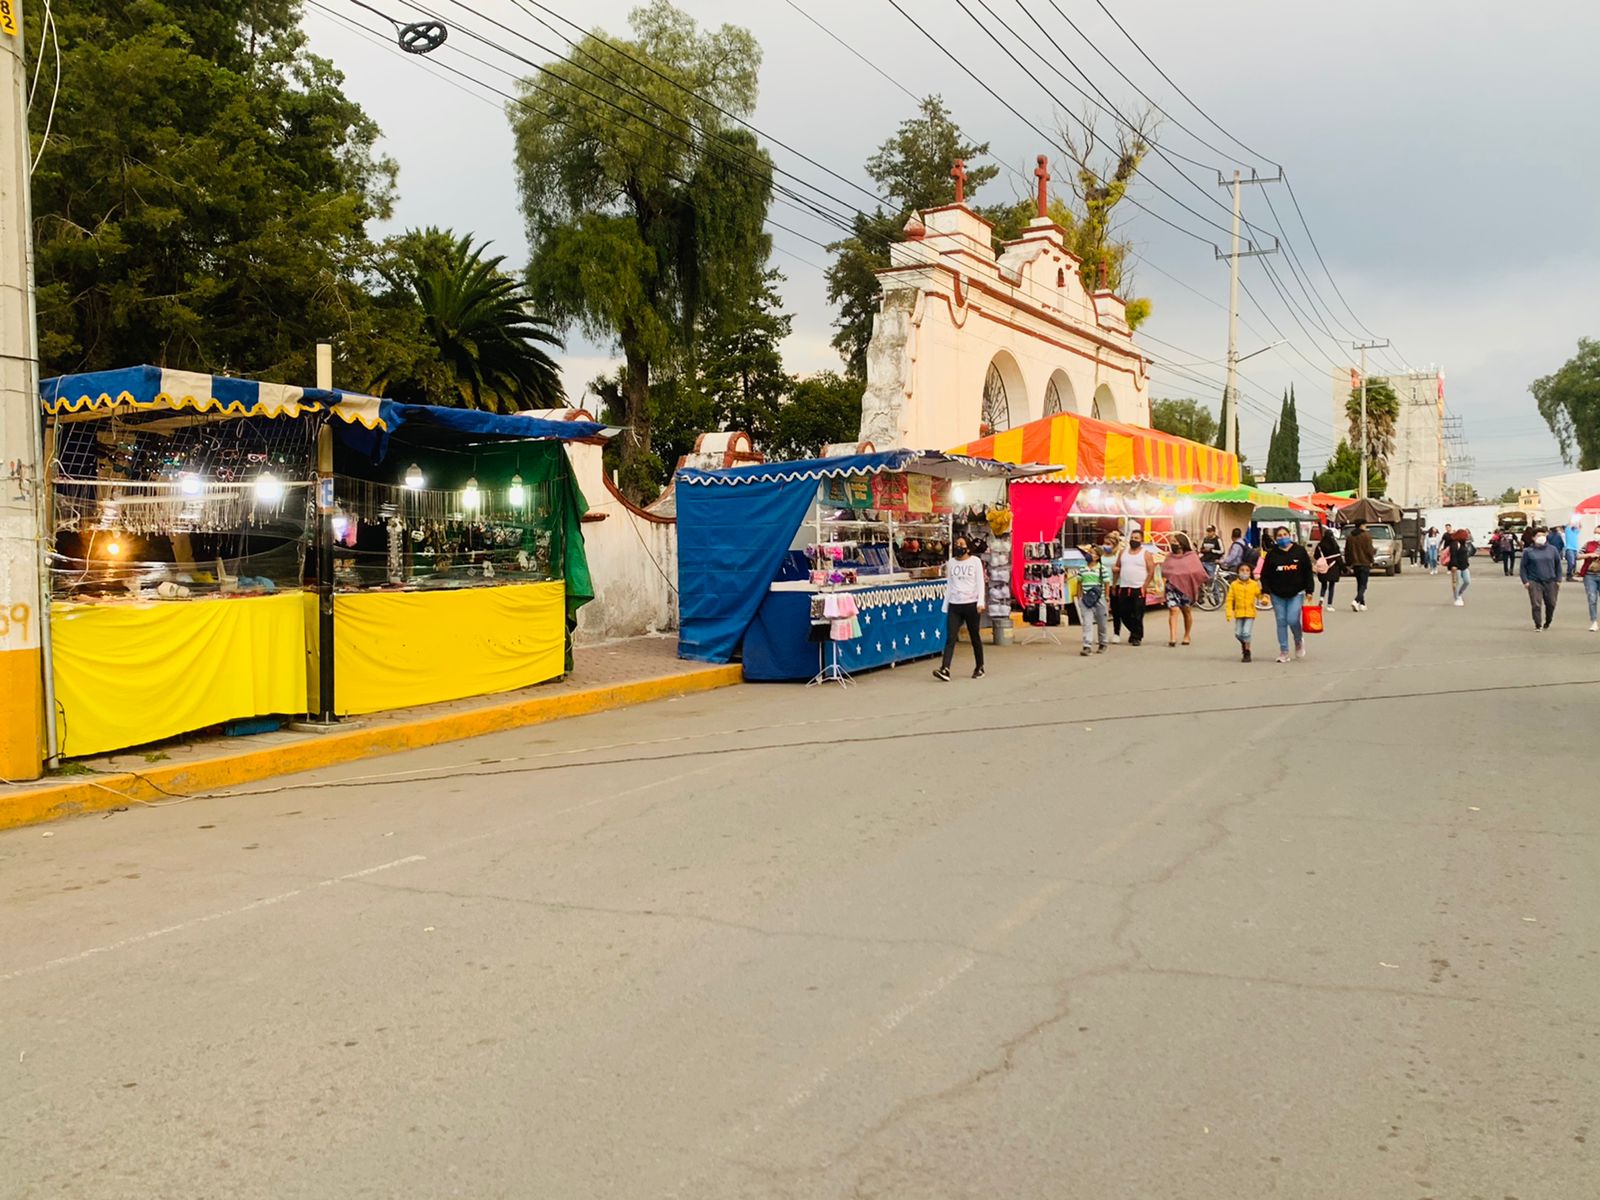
972, 667, 986, 679
1350, 599, 1360, 612
1096, 644, 1107, 654
1111, 633, 1122, 644
1453, 598, 1464, 606
1591, 622, 1598, 632
933, 666, 951, 681
1543, 621, 1552, 630
1276, 653, 1290, 664
1080, 646, 1093, 657
1295, 644, 1306, 660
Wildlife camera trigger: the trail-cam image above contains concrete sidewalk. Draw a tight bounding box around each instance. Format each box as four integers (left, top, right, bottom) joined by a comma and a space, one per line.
0, 636, 737, 832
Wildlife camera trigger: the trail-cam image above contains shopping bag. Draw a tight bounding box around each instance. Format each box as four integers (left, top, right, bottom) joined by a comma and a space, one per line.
1300, 603, 1324, 634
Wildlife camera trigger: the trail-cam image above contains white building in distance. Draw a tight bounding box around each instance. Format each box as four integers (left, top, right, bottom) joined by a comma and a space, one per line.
1330, 366, 1444, 508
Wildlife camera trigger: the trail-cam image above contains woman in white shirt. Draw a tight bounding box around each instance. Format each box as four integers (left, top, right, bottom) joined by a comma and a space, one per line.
934, 535, 986, 681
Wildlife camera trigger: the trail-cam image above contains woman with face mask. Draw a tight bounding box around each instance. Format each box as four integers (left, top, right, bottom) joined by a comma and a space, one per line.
1581, 527, 1600, 632
1520, 529, 1564, 630
1259, 526, 1316, 662
934, 536, 986, 681
1111, 527, 1155, 647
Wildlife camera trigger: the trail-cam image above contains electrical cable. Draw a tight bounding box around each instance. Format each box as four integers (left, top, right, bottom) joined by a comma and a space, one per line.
29, 0, 60, 173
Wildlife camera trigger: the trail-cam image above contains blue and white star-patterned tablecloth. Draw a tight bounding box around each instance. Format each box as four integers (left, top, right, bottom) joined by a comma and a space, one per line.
742, 579, 948, 681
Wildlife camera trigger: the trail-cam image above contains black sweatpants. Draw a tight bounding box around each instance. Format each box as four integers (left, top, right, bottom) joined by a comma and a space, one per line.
1113, 587, 1146, 644
941, 602, 984, 670
1528, 578, 1559, 627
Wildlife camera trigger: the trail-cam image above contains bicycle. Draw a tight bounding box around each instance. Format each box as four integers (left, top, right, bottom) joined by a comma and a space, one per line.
1196, 566, 1235, 612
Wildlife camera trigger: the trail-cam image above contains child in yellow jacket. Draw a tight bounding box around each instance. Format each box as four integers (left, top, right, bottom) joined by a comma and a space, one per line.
1224, 563, 1263, 662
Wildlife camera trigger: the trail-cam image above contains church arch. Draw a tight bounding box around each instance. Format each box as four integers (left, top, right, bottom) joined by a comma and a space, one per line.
981, 351, 1028, 434
1043, 370, 1075, 417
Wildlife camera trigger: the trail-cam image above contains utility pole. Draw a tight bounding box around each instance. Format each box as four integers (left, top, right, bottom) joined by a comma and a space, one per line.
0, 1, 46, 780
1351, 339, 1389, 498
1215, 170, 1281, 460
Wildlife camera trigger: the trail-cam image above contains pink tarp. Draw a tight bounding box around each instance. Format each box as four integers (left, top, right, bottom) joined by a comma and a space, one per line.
1008, 482, 1082, 600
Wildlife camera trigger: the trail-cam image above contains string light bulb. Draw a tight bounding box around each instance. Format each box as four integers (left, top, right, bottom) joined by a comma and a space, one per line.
404, 463, 425, 490
179, 472, 202, 497
253, 472, 284, 506
462, 476, 481, 511
508, 472, 526, 508
107, 541, 122, 557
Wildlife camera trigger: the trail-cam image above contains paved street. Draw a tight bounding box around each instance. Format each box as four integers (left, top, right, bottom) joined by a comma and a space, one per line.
3, 565, 1596, 1200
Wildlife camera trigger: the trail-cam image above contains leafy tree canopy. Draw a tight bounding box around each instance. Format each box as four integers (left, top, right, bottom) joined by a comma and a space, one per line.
512, 1, 772, 500
29, 0, 404, 386
1530, 337, 1600, 469
1315, 439, 1385, 497
1345, 378, 1401, 478
1149, 397, 1218, 446
826, 97, 997, 378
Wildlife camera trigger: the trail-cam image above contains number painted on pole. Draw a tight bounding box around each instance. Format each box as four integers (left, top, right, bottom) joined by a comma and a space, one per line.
0, 604, 30, 642
0, 2, 17, 38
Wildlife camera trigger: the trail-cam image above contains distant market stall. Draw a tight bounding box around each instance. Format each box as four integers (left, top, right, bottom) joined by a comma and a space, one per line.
675, 450, 1046, 682
948, 408, 1240, 607
41, 366, 610, 756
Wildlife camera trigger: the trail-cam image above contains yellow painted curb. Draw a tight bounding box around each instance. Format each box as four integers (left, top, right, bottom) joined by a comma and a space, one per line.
0, 665, 742, 833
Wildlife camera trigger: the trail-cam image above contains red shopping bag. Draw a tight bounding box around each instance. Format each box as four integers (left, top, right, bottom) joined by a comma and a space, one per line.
1301, 602, 1324, 634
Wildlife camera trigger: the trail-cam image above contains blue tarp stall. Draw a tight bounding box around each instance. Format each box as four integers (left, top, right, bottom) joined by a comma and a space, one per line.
675, 450, 1033, 669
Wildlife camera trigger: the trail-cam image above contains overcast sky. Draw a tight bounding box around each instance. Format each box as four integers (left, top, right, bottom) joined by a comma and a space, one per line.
303, 0, 1599, 494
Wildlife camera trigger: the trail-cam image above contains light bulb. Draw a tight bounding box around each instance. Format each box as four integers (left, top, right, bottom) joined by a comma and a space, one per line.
462, 477, 481, 511
179, 472, 202, 497
509, 473, 526, 508
107, 541, 122, 557
404, 463, 425, 490
332, 515, 349, 540
253, 472, 284, 506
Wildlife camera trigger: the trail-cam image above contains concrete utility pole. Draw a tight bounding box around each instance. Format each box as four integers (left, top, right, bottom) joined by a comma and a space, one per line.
1351, 339, 1390, 499
0, 0, 46, 779
1215, 170, 1281, 460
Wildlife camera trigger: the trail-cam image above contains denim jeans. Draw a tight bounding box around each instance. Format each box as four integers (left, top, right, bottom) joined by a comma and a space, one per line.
1352, 566, 1371, 604
1270, 593, 1304, 653
1454, 568, 1471, 599
1426, 546, 1439, 568
1233, 617, 1255, 643
1567, 548, 1579, 578
1077, 596, 1108, 647
1586, 574, 1600, 621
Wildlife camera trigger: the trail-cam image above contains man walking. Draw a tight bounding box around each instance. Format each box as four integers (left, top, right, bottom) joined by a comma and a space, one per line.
1199, 525, 1224, 580
1520, 529, 1564, 631
1344, 521, 1376, 611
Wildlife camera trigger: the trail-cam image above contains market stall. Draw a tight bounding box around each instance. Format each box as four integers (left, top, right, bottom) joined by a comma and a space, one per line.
41, 366, 608, 756
948, 408, 1240, 613
675, 450, 1043, 681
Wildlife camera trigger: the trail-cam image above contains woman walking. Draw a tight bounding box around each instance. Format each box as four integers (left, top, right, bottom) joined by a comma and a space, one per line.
1260, 526, 1316, 663
1445, 528, 1474, 605
1580, 525, 1600, 632
1111, 529, 1155, 647
934, 535, 986, 681
1425, 526, 1441, 573
1161, 533, 1207, 647
1314, 525, 1344, 610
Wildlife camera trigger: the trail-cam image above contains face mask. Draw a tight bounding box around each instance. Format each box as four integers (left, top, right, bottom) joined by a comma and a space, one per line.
954, 545, 969, 558
1534, 535, 1547, 547
1276, 536, 1292, 548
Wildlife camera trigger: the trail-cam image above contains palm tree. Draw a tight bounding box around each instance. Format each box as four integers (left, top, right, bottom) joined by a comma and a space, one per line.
1346, 377, 1400, 478
402, 230, 565, 412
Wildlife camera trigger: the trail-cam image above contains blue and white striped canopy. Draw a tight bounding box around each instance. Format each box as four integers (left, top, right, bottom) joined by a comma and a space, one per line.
41, 365, 386, 428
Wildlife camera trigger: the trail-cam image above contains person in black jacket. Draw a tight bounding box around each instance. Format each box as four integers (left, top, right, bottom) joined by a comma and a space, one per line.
1260, 526, 1316, 663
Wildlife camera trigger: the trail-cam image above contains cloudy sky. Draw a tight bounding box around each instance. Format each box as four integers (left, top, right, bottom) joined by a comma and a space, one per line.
303, 0, 1598, 494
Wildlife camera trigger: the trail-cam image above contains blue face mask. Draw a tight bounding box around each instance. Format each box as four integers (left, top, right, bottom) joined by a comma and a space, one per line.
1276, 536, 1293, 549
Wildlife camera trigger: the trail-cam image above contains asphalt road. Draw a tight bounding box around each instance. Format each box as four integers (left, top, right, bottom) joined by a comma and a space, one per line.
3, 565, 1597, 1199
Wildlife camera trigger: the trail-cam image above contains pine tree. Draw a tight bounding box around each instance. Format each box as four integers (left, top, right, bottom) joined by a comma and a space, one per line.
1282, 384, 1301, 480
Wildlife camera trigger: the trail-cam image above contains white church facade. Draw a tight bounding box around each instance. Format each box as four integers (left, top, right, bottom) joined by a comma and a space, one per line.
857, 165, 1151, 451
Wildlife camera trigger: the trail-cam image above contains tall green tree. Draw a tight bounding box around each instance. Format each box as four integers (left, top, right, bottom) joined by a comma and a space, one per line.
1150, 397, 1218, 446
28, 0, 402, 384
1530, 337, 1600, 469
1264, 386, 1302, 481
381, 230, 564, 412
1315, 439, 1385, 497
511, 2, 772, 499
768, 372, 863, 462
1346, 377, 1401, 480
695, 270, 792, 447
826, 97, 997, 379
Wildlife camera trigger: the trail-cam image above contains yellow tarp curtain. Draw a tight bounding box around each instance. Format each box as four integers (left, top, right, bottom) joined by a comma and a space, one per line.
51, 593, 309, 758
331, 582, 565, 716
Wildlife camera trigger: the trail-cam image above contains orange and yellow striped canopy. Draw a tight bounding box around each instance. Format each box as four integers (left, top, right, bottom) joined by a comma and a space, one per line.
949, 409, 1239, 488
